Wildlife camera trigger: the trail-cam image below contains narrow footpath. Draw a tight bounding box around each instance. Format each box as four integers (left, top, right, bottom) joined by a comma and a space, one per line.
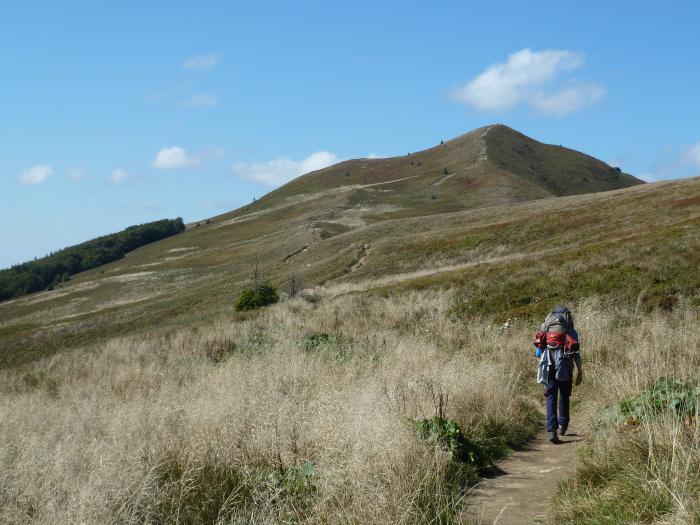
467, 403, 585, 524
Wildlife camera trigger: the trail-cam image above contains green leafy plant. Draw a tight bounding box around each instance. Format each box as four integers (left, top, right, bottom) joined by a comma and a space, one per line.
600, 377, 700, 426
287, 460, 318, 493
302, 332, 331, 351
302, 332, 347, 361
618, 377, 699, 423
413, 416, 484, 466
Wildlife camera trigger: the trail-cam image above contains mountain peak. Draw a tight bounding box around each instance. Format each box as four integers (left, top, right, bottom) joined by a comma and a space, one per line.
265, 125, 643, 214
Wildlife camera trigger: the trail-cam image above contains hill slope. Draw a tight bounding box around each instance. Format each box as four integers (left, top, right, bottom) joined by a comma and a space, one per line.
3, 126, 692, 369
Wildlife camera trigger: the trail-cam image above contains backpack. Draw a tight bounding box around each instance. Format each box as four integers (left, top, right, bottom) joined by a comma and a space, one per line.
534, 306, 579, 355
542, 306, 574, 333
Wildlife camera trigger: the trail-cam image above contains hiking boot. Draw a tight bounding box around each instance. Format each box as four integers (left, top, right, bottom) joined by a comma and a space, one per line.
559, 424, 568, 436
549, 431, 561, 444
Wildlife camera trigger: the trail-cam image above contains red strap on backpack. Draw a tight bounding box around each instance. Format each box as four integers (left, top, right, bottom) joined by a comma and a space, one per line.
534, 331, 547, 349
546, 332, 566, 347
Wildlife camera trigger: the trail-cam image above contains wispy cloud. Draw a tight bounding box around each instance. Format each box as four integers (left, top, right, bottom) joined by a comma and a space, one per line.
199, 200, 233, 211
20, 164, 53, 185
450, 48, 605, 116
152, 145, 225, 170
110, 168, 128, 184
684, 141, 700, 168
185, 93, 218, 108
181, 54, 220, 71
232, 151, 341, 187
123, 202, 163, 212
199, 145, 226, 162
637, 173, 658, 183
624, 140, 700, 182
143, 89, 169, 102
67, 167, 86, 181
529, 84, 605, 117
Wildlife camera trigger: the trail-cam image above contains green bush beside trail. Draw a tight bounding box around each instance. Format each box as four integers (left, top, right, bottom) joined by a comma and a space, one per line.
234, 282, 279, 312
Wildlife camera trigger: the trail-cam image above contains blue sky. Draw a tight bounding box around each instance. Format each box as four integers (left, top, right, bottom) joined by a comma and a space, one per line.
2, 1, 699, 268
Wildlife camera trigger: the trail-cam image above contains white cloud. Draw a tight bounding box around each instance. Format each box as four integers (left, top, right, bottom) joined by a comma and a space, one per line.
20, 164, 53, 184
110, 168, 128, 184
232, 151, 341, 186
299, 151, 340, 173
185, 93, 218, 108
684, 141, 700, 168
153, 146, 198, 169
152, 145, 224, 170
450, 48, 605, 116
637, 173, 658, 183
181, 54, 220, 71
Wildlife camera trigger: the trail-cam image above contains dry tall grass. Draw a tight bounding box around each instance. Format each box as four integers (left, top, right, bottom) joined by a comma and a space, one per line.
1, 291, 697, 524
551, 300, 699, 524
0, 290, 536, 524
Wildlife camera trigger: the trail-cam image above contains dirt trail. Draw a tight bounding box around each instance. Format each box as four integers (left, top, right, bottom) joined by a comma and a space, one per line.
467, 402, 584, 524
350, 243, 371, 272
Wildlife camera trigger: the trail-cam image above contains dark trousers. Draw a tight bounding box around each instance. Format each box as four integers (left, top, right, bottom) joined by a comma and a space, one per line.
545, 375, 573, 432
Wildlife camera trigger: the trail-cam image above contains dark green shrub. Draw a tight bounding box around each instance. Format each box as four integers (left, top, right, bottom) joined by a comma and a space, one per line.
234, 282, 279, 312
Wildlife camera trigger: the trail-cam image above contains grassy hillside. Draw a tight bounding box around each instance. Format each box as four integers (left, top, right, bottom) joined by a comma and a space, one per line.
0, 176, 694, 368
0, 179, 700, 365
0, 125, 654, 367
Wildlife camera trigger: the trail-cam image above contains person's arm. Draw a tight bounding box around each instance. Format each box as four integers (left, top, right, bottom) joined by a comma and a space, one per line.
574, 353, 583, 385
570, 328, 583, 385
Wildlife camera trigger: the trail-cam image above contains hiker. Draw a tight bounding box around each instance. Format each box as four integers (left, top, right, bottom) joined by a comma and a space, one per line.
533, 306, 584, 443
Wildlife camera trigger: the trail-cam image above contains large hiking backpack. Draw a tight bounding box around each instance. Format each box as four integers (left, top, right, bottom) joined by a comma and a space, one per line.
534, 306, 579, 355
542, 306, 574, 334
